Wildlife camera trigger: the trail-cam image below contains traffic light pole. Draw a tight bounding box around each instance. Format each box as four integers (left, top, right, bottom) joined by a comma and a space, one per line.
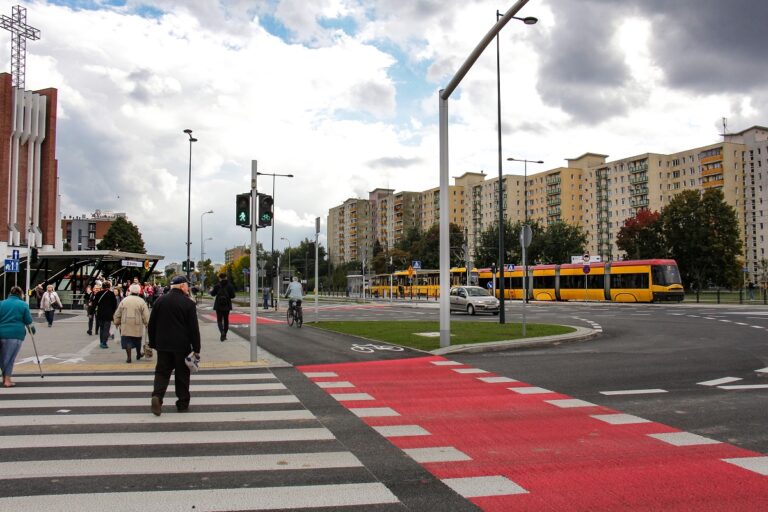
250, 160, 259, 362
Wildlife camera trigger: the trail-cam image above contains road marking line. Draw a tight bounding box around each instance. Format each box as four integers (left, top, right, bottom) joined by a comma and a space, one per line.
431, 360, 463, 366
719, 319, 732, 322
751, 325, 765, 329
545, 399, 597, 408
507, 386, 553, 394
756, 367, 768, 374
591, 414, 651, 425
330, 393, 374, 401
0, 483, 400, 511
1, 383, 285, 394
722, 456, 768, 476
717, 384, 768, 390
648, 432, 721, 446
0, 452, 364, 479
697, 377, 742, 386
0, 428, 334, 449
12, 373, 277, 382
599, 389, 667, 395
0, 410, 315, 427
316, 381, 355, 388
303, 372, 338, 378
349, 407, 400, 418
372, 425, 431, 437
404, 446, 471, 463
477, 376, 519, 383
0, 395, 300, 409
452, 368, 489, 374
442, 475, 528, 498
734, 322, 749, 326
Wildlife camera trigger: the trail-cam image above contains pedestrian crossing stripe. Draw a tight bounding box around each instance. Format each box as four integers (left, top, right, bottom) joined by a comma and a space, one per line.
0, 395, 300, 409
1, 382, 286, 394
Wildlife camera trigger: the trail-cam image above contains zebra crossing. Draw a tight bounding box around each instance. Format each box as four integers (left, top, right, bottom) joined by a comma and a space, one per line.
0, 370, 402, 511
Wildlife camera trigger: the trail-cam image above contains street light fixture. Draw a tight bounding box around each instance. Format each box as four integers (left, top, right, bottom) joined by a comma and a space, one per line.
183, 129, 198, 281
507, 157, 543, 305
200, 209, 213, 265
256, 171, 294, 307
495, 10, 538, 323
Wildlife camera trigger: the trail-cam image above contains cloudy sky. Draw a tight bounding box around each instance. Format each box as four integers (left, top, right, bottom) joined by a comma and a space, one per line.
5, 0, 767, 266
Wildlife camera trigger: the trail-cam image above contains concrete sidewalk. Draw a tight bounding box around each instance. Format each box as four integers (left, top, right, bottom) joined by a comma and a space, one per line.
12, 308, 288, 374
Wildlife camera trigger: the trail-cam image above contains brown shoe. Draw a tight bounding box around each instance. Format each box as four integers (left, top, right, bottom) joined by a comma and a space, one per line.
151, 396, 162, 416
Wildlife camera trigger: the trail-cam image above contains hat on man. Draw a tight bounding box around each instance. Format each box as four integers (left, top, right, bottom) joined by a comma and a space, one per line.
170, 275, 189, 285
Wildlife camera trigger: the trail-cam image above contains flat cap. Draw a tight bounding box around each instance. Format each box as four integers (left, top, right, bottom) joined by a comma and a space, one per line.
170, 275, 189, 285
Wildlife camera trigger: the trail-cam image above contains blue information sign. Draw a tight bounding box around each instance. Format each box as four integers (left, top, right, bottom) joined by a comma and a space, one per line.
4, 259, 19, 273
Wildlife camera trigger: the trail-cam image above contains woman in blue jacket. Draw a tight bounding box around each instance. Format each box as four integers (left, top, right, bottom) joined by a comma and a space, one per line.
0, 286, 36, 388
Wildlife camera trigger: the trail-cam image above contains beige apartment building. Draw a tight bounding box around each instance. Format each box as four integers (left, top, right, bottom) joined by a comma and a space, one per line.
327, 198, 373, 267
327, 125, 766, 284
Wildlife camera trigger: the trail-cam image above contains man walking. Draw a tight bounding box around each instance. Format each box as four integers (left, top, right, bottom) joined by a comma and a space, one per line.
210, 273, 235, 342
94, 281, 118, 349
148, 275, 201, 416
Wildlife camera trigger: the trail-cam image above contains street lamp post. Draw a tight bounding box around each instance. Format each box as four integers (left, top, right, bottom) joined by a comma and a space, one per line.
496, 11, 538, 324
200, 209, 213, 269
183, 129, 198, 281
280, 237, 291, 294
507, 157, 543, 307
256, 171, 294, 309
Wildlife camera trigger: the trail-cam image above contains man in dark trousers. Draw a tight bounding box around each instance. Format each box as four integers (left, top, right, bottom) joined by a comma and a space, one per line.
94, 281, 118, 349
148, 275, 201, 416
210, 272, 235, 342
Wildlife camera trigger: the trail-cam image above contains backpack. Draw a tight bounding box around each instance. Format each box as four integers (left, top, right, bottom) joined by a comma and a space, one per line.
214, 286, 232, 310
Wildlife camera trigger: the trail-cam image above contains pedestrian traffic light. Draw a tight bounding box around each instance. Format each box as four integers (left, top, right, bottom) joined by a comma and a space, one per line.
236, 192, 251, 227
258, 193, 274, 227
30, 247, 38, 263
182, 260, 195, 272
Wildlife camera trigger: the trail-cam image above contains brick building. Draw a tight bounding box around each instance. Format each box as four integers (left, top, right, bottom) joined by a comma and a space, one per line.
0, 72, 59, 257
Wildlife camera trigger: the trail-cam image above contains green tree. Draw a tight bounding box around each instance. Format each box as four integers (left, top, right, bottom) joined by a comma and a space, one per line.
418, 223, 465, 268
662, 189, 742, 290
474, 220, 545, 267
539, 221, 588, 264
97, 216, 146, 253
616, 209, 666, 260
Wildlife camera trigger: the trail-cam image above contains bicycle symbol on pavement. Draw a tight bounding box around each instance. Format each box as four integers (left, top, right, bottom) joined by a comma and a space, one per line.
350, 343, 405, 354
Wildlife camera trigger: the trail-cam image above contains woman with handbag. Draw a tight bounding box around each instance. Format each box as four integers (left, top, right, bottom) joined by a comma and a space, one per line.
113, 284, 150, 363
40, 284, 63, 327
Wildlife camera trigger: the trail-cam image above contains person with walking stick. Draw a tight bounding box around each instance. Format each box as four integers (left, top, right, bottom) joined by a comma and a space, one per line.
0, 286, 36, 388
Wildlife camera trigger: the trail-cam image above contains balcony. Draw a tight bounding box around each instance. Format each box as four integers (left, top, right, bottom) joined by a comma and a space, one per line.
629, 174, 648, 184
701, 165, 722, 177
547, 207, 561, 216
630, 186, 648, 196
703, 178, 724, 188
546, 187, 561, 195
628, 163, 648, 174
630, 198, 650, 208
547, 197, 561, 206
701, 154, 723, 165
546, 175, 561, 185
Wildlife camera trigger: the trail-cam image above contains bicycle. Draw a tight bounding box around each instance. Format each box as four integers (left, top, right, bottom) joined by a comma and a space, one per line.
286, 299, 303, 328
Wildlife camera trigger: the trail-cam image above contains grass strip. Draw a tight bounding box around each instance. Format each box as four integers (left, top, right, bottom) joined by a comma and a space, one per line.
312, 321, 575, 351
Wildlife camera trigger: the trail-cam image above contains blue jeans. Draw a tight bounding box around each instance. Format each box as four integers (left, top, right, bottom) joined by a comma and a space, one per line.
44, 310, 55, 326
0, 338, 24, 378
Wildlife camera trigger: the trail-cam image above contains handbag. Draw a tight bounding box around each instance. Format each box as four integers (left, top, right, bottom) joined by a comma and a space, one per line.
185, 352, 200, 373
142, 342, 153, 359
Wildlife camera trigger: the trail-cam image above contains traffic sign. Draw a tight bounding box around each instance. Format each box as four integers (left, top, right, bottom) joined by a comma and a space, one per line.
411, 260, 422, 270
520, 225, 532, 248
4, 259, 19, 273
11, 249, 19, 260
583, 265, 591, 274
504, 264, 515, 272
486, 281, 493, 289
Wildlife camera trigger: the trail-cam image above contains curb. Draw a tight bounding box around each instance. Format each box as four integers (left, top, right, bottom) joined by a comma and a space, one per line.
430, 325, 598, 355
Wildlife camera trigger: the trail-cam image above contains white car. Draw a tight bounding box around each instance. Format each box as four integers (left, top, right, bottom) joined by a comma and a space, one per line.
449, 286, 500, 315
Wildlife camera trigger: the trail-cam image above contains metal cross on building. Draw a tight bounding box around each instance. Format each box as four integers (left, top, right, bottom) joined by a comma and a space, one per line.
0, 5, 40, 89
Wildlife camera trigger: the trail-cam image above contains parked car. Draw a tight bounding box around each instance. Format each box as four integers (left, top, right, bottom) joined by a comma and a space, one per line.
449, 286, 500, 315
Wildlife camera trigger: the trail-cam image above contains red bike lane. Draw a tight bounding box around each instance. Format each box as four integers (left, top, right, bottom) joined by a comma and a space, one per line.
298, 356, 768, 511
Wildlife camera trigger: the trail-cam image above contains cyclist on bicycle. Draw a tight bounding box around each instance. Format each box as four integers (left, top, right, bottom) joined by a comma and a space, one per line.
285, 277, 303, 319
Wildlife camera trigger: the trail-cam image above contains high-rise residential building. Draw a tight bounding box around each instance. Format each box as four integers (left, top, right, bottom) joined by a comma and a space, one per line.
224, 245, 248, 265
327, 198, 372, 267
724, 126, 768, 282
326, 125, 763, 274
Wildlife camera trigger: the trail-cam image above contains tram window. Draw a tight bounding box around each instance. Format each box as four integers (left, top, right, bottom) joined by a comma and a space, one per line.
652, 265, 682, 286
533, 275, 556, 288
610, 273, 649, 289
587, 274, 604, 289
559, 274, 580, 289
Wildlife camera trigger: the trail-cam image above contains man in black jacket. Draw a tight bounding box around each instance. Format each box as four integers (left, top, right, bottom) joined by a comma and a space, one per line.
148, 275, 201, 416
210, 273, 236, 341
95, 281, 118, 349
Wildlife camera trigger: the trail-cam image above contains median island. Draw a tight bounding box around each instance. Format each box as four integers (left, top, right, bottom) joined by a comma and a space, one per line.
311, 321, 575, 352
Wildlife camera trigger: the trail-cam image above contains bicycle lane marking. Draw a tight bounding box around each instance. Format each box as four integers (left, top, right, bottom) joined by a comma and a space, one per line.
298, 356, 768, 511
202, 313, 282, 325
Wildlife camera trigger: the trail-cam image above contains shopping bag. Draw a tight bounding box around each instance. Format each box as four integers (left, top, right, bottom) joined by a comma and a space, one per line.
185, 352, 200, 373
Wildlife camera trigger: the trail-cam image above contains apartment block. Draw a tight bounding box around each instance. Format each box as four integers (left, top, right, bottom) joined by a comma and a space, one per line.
327, 125, 764, 276
327, 198, 372, 267
224, 245, 248, 265
61, 210, 125, 250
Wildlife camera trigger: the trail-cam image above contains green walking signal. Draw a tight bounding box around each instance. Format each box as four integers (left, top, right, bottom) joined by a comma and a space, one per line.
236, 192, 251, 228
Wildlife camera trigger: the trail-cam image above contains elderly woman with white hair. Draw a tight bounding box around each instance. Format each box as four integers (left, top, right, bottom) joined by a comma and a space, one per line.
113, 283, 150, 363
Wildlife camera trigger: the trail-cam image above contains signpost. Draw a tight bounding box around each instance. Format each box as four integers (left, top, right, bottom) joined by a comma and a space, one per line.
520, 225, 532, 336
